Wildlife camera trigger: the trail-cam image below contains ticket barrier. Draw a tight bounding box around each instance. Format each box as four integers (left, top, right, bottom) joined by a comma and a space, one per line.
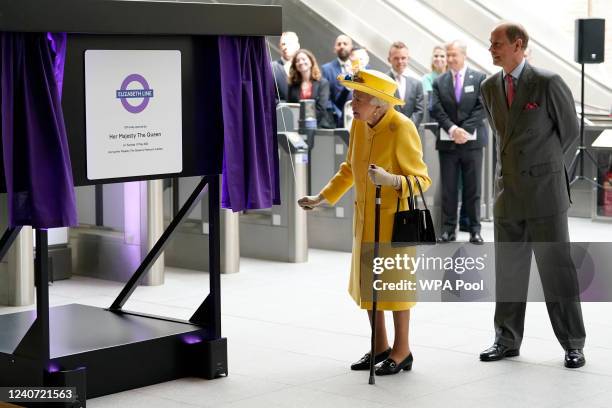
307, 128, 354, 252
239, 132, 309, 262
70, 181, 164, 284
162, 105, 309, 270
420, 121, 442, 233
163, 177, 240, 274
0, 198, 71, 306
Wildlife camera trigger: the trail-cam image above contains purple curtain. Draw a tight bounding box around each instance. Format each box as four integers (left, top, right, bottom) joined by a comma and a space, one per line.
47, 33, 67, 99
218, 36, 280, 211
0, 32, 77, 228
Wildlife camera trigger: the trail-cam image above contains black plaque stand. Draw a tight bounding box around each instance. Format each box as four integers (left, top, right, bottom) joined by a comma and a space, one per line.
0, 1, 280, 406
0, 176, 226, 405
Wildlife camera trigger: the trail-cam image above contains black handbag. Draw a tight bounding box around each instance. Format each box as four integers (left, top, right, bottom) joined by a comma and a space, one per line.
391, 175, 436, 246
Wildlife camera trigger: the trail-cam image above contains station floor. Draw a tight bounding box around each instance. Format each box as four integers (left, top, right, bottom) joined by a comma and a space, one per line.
1, 217, 611, 408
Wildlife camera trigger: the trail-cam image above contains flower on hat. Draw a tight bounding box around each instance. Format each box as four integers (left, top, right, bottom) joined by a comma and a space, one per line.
343, 71, 364, 83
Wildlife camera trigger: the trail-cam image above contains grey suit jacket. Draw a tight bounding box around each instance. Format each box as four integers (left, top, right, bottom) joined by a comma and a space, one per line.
387, 71, 424, 128
480, 62, 578, 220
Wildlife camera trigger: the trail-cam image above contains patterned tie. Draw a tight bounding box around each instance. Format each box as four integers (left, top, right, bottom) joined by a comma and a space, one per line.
505, 74, 515, 107
454, 71, 462, 103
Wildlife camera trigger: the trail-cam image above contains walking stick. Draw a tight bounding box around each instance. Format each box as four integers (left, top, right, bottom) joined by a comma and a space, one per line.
369, 184, 382, 385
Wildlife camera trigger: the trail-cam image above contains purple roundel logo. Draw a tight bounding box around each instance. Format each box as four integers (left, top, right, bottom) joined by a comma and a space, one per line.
116, 74, 154, 114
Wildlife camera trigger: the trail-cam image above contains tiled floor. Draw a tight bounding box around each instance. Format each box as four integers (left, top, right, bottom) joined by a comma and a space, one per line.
1, 217, 611, 407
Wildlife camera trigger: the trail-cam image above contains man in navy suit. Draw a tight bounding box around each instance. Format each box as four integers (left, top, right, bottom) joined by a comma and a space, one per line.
431, 40, 488, 244
322, 34, 353, 127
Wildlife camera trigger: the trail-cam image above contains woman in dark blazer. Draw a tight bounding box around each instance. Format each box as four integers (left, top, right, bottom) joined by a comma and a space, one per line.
287, 49, 335, 128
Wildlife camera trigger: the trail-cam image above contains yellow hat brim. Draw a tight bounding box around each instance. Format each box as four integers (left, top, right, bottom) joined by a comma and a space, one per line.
339, 79, 405, 106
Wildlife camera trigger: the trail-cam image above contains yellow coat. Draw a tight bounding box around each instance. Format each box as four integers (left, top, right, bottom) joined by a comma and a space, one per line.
320, 108, 431, 311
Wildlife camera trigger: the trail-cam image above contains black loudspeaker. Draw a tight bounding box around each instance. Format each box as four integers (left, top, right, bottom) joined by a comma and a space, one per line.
574, 18, 605, 63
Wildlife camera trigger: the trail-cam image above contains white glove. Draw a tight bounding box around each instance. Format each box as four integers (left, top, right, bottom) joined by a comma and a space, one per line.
368, 165, 401, 188
298, 194, 324, 210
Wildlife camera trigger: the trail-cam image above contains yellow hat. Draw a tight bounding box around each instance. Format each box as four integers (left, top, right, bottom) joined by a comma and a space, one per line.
338, 69, 405, 106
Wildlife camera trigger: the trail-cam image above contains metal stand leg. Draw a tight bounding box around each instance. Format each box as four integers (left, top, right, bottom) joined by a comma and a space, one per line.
569, 63, 602, 188
35, 228, 50, 362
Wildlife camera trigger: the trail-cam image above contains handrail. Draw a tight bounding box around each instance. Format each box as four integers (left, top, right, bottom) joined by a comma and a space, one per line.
467, 0, 612, 94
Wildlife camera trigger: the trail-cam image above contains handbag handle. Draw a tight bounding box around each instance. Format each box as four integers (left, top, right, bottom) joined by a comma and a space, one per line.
396, 175, 414, 212
413, 176, 429, 211
395, 175, 429, 212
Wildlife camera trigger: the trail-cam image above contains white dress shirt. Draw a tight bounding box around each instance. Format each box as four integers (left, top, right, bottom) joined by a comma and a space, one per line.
391, 69, 407, 101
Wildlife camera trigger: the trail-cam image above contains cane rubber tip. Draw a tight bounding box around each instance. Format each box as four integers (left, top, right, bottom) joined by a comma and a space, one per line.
369, 376, 375, 385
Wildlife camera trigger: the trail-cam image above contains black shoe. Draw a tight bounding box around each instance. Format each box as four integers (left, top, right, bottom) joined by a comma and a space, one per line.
565, 349, 585, 368
375, 353, 413, 376
437, 231, 456, 243
350, 348, 391, 371
469, 232, 484, 245
480, 344, 520, 361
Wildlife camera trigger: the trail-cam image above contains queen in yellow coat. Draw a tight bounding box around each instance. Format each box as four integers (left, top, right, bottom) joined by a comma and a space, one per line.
298, 69, 431, 376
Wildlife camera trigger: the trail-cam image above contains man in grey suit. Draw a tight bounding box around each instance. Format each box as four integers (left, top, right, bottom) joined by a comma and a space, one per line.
386, 41, 424, 128
479, 22, 586, 368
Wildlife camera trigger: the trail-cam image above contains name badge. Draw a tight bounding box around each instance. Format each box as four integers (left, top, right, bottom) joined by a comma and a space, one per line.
464, 85, 475, 93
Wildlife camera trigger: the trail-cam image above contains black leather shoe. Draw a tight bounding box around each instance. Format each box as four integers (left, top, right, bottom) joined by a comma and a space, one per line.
437, 231, 456, 243
480, 344, 520, 361
469, 232, 484, 245
565, 349, 585, 368
351, 348, 391, 371
375, 353, 413, 376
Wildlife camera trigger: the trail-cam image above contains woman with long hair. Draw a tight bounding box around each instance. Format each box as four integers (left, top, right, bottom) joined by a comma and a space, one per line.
421, 45, 447, 94
287, 49, 335, 128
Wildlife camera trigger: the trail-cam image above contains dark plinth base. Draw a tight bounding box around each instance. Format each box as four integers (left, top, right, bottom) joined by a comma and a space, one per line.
0, 304, 227, 406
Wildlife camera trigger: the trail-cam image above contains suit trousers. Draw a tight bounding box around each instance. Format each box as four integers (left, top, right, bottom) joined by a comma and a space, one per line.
493, 211, 586, 350
439, 148, 482, 233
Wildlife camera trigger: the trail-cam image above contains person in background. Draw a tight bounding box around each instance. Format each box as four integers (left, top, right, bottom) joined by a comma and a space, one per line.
421, 45, 447, 94
386, 41, 424, 129
422, 45, 468, 232
271, 31, 300, 102
287, 49, 335, 129
322, 34, 354, 127
338, 47, 371, 129
298, 69, 431, 375
431, 40, 487, 245
349, 47, 370, 72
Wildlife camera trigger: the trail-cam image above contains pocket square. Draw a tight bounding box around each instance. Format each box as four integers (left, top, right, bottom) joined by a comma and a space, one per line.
523, 102, 539, 110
